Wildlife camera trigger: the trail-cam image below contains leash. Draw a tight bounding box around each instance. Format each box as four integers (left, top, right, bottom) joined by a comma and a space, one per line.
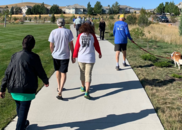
132, 42, 171, 60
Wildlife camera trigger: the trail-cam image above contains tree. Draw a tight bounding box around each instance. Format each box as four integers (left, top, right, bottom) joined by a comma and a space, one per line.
88, 7, 93, 15
40, 2, 47, 14
31, 5, 41, 14
26, 8, 32, 15
108, 8, 113, 14
10, 7, 14, 15
174, 6, 180, 16
179, 15, 182, 35
50, 4, 61, 14
140, 8, 147, 15
87, 2, 91, 11
51, 14, 56, 23
94, 1, 102, 14
138, 14, 150, 27
164, 2, 169, 13
156, 3, 164, 14
112, 2, 120, 14
125, 14, 137, 25
168, 2, 175, 15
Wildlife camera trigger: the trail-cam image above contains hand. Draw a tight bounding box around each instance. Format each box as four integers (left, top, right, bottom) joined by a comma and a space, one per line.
131, 40, 135, 43
0, 92, 5, 99
72, 58, 76, 63
44, 84, 49, 87
99, 55, 102, 58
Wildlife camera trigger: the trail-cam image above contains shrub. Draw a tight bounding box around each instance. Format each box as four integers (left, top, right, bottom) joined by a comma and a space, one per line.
109, 15, 114, 19
138, 14, 150, 27
28, 17, 31, 21
125, 14, 137, 25
141, 54, 157, 62
39, 14, 41, 19
118, 15, 120, 19
51, 14, 56, 23
34, 16, 37, 21
171, 74, 182, 78
109, 32, 113, 36
13, 17, 18, 21
60, 13, 64, 19
170, 16, 177, 23
108, 21, 114, 31
130, 27, 145, 38
154, 61, 172, 68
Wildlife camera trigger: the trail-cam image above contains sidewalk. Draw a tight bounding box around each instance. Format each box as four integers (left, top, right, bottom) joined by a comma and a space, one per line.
5, 25, 164, 130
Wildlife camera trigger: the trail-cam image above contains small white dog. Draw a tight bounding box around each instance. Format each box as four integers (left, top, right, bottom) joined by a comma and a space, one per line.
171, 51, 182, 70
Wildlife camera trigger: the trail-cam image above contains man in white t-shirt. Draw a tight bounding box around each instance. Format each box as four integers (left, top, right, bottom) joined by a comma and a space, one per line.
48, 18, 75, 100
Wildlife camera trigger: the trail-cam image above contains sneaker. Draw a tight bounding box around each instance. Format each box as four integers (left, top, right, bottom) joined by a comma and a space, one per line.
56, 94, 63, 100
123, 63, 128, 67
84, 92, 92, 99
115, 66, 120, 71
80, 86, 85, 92
24, 120, 29, 129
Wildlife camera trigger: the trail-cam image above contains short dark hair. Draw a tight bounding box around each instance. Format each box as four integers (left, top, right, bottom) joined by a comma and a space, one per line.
22, 35, 35, 50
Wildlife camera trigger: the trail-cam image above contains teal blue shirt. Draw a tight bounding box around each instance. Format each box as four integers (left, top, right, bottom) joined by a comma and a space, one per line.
11, 93, 35, 101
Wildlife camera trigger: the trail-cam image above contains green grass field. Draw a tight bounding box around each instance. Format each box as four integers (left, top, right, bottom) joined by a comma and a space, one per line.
0, 24, 70, 129
95, 27, 182, 130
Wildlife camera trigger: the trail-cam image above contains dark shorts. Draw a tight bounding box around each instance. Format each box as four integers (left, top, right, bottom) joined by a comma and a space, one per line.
53, 59, 69, 73
115, 44, 127, 51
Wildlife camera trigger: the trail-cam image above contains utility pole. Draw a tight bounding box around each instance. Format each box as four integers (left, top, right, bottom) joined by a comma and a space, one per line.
4, 14, 6, 27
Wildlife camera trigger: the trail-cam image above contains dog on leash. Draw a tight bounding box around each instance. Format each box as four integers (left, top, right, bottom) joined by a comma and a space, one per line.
171, 51, 182, 70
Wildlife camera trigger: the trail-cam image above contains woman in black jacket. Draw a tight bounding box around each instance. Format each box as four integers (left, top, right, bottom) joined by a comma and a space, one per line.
99, 18, 106, 40
0, 35, 49, 130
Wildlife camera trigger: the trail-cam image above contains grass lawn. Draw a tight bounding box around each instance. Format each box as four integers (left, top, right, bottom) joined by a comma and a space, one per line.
96, 28, 182, 130
0, 23, 70, 129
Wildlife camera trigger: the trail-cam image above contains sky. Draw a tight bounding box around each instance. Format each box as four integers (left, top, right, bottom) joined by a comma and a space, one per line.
0, 0, 181, 9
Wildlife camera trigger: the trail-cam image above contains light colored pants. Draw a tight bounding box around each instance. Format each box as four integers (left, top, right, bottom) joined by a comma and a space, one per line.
78, 62, 94, 82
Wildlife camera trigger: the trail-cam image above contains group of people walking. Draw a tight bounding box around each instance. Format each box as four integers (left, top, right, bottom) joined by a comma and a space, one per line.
0, 14, 134, 130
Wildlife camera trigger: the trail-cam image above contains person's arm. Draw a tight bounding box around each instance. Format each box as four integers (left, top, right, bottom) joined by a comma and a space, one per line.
73, 34, 81, 58
99, 22, 101, 30
0, 55, 14, 98
93, 34, 102, 58
113, 23, 116, 36
35, 55, 49, 86
50, 42, 54, 53
69, 41, 75, 63
125, 24, 133, 41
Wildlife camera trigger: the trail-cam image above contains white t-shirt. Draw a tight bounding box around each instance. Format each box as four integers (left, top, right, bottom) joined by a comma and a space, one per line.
48, 28, 74, 60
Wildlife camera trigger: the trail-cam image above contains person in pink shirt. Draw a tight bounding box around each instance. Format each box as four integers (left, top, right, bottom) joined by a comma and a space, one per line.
73, 23, 102, 99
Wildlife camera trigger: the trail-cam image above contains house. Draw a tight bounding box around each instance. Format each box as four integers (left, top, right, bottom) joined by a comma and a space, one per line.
119, 5, 134, 13
63, 4, 87, 14
176, 2, 182, 11
0, 7, 8, 13
21, 6, 32, 15
102, 6, 110, 14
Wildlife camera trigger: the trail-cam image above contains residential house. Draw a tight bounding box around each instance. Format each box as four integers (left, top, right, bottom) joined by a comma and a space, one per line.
21, 6, 32, 15
63, 4, 87, 14
176, 2, 182, 11
119, 5, 134, 13
102, 6, 110, 14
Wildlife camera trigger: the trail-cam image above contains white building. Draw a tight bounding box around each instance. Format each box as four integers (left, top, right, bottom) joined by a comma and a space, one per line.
102, 6, 110, 14
119, 5, 134, 13
63, 4, 86, 14
21, 6, 32, 15
176, 2, 182, 11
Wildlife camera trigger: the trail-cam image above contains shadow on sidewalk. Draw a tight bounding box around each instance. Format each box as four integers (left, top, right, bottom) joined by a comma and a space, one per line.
64, 81, 143, 100
27, 109, 155, 130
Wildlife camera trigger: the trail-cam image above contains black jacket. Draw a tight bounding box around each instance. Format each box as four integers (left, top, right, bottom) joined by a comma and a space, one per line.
1, 50, 49, 94
99, 21, 106, 31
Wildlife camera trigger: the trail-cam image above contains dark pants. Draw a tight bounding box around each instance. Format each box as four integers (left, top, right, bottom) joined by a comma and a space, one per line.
15, 100, 31, 130
100, 30, 105, 40
76, 24, 81, 37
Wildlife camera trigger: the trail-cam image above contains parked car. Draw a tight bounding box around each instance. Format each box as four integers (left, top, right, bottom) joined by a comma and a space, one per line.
157, 16, 169, 23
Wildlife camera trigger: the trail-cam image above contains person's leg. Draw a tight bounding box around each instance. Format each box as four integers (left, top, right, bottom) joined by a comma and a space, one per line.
100, 30, 102, 39
102, 30, 105, 40
58, 73, 66, 95
56, 71, 61, 91
123, 50, 126, 63
85, 63, 94, 99
15, 100, 20, 117
78, 62, 86, 92
116, 51, 120, 66
16, 101, 31, 130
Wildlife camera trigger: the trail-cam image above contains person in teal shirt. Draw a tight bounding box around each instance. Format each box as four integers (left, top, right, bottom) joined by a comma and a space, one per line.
0, 35, 49, 130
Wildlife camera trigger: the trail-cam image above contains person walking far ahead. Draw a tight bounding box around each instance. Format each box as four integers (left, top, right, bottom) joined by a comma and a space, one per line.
82, 17, 85, 24
73, 23, 102, 99
74, 16, 82, 37
0, 35, 49, 130
113, 14, 135, 71
99, 18, 106, 40
85, 17, 92, 25
49, 18, 75, 100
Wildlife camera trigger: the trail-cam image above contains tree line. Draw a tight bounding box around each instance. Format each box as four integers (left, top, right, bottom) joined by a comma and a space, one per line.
156, 2, 180, 15
87, 1, 120, 15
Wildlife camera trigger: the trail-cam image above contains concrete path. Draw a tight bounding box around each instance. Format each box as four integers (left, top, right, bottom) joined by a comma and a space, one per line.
5, 25, 164, 130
